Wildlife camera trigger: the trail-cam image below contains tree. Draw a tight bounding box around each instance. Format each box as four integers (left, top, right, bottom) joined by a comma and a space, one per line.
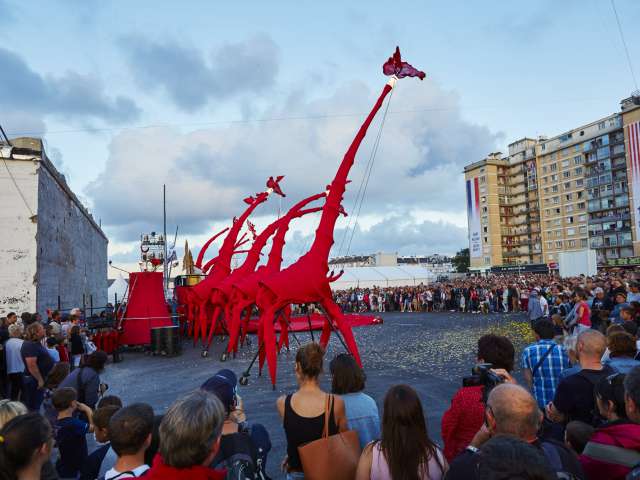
452, 248, 470, 273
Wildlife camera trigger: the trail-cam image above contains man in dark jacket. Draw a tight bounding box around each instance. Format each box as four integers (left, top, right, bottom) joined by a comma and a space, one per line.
446, 384, 584, 479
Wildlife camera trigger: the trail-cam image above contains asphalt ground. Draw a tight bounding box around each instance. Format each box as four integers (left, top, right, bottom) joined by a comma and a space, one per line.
101, 311, 534, 478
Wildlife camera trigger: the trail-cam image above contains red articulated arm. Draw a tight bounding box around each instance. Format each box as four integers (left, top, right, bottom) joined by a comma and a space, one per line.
195, 227, 230, 269
327, 270, 345, 282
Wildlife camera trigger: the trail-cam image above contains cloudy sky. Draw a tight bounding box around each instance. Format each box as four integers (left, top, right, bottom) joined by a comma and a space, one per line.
1, 0, 639, 267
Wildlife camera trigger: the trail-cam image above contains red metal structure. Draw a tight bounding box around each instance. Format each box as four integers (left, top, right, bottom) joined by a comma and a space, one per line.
251, 48, 425, 386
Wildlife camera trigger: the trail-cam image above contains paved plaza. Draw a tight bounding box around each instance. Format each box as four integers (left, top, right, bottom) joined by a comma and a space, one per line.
102, 311, 533, 478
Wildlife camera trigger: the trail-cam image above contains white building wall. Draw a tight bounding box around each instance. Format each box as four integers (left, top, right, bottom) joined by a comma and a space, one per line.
35, 160, 108, 314
0, 157, 39, 314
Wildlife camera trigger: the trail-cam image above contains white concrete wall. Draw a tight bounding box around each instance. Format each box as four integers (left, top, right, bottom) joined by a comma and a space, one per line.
0, 157, 39, 314
36, 162, 108, 315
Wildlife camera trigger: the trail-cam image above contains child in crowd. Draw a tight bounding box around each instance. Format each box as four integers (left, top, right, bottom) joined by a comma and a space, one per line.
46, 337, 60, 362
105, 403, 154, 479
42, 362, 71, 427
53, 387, 94, 479
80, 405, 121, 480
564, 420, 594, 455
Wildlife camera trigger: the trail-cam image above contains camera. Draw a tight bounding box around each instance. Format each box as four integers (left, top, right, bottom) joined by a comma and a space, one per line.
462, 363, 505, 402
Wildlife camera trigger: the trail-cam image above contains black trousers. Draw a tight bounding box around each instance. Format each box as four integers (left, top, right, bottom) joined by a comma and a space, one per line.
7, 372, 23, 401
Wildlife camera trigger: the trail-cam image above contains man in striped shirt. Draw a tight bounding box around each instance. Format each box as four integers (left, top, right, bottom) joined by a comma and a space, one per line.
522, 319, 571, 409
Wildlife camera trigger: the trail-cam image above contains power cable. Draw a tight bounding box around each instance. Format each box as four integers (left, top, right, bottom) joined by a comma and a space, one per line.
610, 0, 639, 91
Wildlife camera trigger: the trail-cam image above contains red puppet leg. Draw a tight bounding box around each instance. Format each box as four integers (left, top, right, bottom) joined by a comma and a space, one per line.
321, 298, 362, 367
204, 306, 221, 351
227, 304, 243, 355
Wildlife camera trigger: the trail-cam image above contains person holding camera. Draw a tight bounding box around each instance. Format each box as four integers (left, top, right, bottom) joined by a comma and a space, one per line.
441, 334, 515, 462
445, 384, 584, 480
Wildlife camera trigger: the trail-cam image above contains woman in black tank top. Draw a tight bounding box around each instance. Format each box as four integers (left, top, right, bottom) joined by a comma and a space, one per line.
277, 343, 347, 478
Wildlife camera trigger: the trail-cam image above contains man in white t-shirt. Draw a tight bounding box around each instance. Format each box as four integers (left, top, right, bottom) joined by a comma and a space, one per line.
104, 403, 154, 479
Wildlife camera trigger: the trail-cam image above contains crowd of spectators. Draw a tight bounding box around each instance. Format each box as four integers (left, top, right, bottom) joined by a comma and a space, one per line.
2, 272, 640, 479
333, 271, 640, 316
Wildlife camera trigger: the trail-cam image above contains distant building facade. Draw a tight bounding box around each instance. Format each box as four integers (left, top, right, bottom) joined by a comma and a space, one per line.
464, 94, 640, 272
328, 252, 454, 274
0, 137, 108, 315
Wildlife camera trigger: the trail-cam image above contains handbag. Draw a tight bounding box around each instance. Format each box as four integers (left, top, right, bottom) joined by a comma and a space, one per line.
297, 394, 361, 480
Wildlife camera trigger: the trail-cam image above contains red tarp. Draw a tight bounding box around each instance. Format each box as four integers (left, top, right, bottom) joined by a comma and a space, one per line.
120, 272, 172, 345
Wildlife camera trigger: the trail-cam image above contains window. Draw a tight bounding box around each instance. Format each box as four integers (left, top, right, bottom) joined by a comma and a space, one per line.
550, 164, 558, 171
484, 236, 488, 243
543, 177, 549, 184
482, 207, 488, 213
545, 209, 551, 215
552, 185, 559, 193
568, 240, 576, 248
575, 167, 583, 175
551, 174, 558, 182
483, 226, 488, 233
567, 216, 574, 224
567, 228, 576, 236
481, 196, 486, 203
563, 171, 571, 178
579, 225, 587, 234
577, 191, 584, 199
555, 208, 561, 214
564, 182, 571, 190
556, 241, 563, 248
577, 202, 586, 209
544, 187, 550, 194
581, 238, 588, 248
576, 179, 584, 187
574, 156, 583, 165
566, 205, 574, 213
574, 145, 580, 152
562, 160, 570, 168
542, 166, 548, 174
598, 121, 606, 130
480, 176, 486, 184
547, 242, 553, 249
555, 230, 562, 238
560, 133, 573, 142
553, 196, 560, 204
484, 256, 490, 264
566, 193, 573, 201
579, 214, 587, 222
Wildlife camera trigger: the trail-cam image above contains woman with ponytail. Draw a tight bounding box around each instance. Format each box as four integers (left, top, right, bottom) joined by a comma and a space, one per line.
0, 413, 53, 480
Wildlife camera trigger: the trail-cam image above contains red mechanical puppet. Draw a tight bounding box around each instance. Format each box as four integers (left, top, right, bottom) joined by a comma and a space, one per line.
203, 191, 327, 358
246, 48, 425, 387
186, 177, 286, 345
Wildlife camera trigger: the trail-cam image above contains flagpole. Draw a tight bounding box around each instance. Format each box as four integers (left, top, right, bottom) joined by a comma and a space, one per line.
163, 184, 168, 297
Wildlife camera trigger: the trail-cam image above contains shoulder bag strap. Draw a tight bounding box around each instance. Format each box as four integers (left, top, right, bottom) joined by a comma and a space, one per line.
322, 394, 331, 439
532, 344, 556, 377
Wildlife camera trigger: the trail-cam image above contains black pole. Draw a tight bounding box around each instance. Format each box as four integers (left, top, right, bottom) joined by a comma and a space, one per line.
82, 294, 86, 315
115, 293, 118, 305
57, 295, 61, 311
90, 295, 93, 314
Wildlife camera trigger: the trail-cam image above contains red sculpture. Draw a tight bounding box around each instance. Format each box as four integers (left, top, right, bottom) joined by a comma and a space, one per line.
201, 192, 327, 357
250, 48, 425, 386
188, 177, 286, 345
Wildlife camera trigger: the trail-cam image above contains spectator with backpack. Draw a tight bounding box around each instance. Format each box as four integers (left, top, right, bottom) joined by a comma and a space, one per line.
546, 330, 614, 426
146, 390, 227, 480
202, 369, 271, 479
579, 373, 640, 479
58, 350, 108, 409
522, 320, 571, 409
105, 403, 154, 479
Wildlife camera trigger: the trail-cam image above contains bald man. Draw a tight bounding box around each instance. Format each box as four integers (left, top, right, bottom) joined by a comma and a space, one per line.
446, 384, 584, 479
546, 330, 613, 425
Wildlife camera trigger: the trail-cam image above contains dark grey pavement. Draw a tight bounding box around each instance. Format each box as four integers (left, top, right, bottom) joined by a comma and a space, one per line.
101, 311, 532, 478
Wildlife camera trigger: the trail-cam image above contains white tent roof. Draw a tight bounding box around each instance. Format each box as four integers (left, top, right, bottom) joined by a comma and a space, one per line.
108, 274, 129, 304
330, 266, 436, 289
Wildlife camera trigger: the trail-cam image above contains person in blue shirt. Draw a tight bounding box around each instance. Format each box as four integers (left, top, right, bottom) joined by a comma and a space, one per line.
610, 292, 630, 325
329, 353, 380, 449
52, 387, 94, 478
522, 319, 571, 409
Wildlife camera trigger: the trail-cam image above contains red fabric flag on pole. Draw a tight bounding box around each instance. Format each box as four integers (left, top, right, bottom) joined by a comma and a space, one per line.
383, 46, 426, 80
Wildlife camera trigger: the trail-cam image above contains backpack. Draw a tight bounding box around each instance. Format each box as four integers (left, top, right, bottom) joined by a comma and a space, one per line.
218, 431, 269, 480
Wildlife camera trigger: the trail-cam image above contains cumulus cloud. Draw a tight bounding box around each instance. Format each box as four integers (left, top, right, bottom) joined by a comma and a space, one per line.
120, 34, 279, 111
0, 48, 140, 124
88, 76, 500, 254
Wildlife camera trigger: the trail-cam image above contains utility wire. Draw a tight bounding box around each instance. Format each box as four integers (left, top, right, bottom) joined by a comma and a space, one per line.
610, 0, 639, 92
345, 88, 395, 258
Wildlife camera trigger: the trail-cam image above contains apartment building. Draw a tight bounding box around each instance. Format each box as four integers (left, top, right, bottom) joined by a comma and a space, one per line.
465, 94, 640, 272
